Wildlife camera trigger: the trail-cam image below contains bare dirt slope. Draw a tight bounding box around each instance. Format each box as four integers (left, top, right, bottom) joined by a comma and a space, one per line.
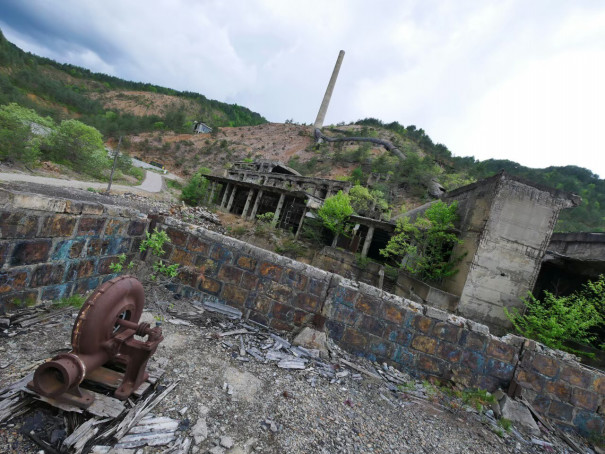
123, 123, 392, 180
90, 90, 201, 117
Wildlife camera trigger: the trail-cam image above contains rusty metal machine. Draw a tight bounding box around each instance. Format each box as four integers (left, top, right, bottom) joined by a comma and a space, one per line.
28, 276, 163, 408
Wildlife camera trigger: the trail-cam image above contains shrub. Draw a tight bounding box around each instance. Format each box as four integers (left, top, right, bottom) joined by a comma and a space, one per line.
45, 119, 109, 177
317, 191, 354, 247
380, 201, 464, 281
181, 167, 211, 206
505, 275, 605, 354
0, 103, 52, 164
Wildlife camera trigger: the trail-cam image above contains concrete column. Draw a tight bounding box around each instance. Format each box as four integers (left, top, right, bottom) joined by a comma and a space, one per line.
249, 190, 264, 220
361, 225, 375, 258
220, 183, 231, 208
294, 208, 307, 239
313, 50, 345, 129
272, 193, 286, 227
241, 188, 254, 218
226, 186, 237, 212
207, 182, 217, 205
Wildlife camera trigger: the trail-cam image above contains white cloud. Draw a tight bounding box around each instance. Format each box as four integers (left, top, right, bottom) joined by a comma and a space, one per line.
1, 0, 605, 176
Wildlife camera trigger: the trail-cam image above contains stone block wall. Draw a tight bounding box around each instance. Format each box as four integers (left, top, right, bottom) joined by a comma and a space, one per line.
324, 280, 520, 392
149, 215, 333, 332
0, 197, 601, 438
0, 189, 148, 310
512, 341, 604, 435
153, 216, 603, 437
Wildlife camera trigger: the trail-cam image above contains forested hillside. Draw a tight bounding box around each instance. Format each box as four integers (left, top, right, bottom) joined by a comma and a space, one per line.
0, 29, 602, 232
0, 29, 266, 137
346, 119, 604, 233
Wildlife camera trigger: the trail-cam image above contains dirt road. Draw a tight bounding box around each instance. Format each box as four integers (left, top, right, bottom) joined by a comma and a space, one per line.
0, 170, 163, 194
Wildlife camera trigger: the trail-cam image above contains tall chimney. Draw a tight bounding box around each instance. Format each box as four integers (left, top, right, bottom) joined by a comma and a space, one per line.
313, 50, 345, 130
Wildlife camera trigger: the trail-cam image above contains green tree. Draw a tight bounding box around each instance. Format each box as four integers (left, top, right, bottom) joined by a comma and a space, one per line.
380, 201, 463, 281
0, 103, 53, 165
181, 167, 211, 206
348, 184, 389, 215
505, 276, 605, 354
45, 119, 109, 176
317, 190, 354, 247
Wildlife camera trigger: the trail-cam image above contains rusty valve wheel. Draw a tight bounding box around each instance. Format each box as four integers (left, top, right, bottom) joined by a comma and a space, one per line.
28, 276, 163, 408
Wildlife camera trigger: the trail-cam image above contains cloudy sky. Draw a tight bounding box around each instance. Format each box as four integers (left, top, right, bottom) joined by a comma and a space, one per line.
1, 0, 604, 177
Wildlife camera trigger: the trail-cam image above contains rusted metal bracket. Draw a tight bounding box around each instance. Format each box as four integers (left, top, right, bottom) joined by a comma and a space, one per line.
28, 276, 163, 408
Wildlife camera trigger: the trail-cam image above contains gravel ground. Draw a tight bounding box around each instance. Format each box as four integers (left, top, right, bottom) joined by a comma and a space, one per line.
0, 287, 596, 454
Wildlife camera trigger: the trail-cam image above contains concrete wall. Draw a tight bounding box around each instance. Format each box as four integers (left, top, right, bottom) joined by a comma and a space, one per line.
0, 189, 148, 310
442, 173, 577, 331
395, 272, 459, 312
547, 232, 605, 262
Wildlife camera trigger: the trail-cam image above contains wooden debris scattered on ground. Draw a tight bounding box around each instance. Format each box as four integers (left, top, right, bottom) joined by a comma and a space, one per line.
0, 361, 186, 453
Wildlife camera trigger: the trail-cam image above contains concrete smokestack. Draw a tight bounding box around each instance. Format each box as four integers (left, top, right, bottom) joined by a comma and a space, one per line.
313, 50, 345, 130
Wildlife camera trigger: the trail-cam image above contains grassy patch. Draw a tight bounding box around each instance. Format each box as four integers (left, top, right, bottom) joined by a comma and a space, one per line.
461, 389, 496, 413
166, 179, 183, 190
498, 418, 512, 432
54, 294, 86, 309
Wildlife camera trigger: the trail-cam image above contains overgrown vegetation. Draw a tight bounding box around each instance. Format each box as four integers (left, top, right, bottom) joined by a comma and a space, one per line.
504, 275, 605, 355
181, 167, 211, 206
317, 191, 354, 247
380, 201, 464, 281
54, 294, 86, 309
0, 29, 266, 140
0, 103, 141, 180
108, 228, 179, 281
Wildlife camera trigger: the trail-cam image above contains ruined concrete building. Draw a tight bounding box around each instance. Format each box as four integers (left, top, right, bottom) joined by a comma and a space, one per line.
206, 163, 584, 334
205, 161, 351, 238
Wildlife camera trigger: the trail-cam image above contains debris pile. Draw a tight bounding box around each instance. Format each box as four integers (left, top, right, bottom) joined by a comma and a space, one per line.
160, 204, 226, 234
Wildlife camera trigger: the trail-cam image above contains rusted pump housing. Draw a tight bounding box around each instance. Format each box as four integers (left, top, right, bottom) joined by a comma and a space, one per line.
28, 276, 163, 408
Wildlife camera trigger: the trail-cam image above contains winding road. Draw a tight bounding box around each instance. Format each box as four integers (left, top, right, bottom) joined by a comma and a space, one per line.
0, 169, 165, 194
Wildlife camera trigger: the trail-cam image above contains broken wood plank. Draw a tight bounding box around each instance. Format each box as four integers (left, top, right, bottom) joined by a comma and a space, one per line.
113, 381, 179, 440
24, 386, 125, 418
340, 359, 382, 380
16, 308, 72, 327
115, 432, 175, 449
199, 300, 242, 319
0, 395, 34, 423
219, 328, 249, 337
63, 418, 99, 452
0, 372, 33, 398
277, 357, 307, 369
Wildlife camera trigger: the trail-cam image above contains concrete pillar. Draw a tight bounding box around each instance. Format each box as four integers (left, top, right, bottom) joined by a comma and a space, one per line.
361, 225, 375, 258
207, 182, 217, 205
220, 183, 231, 208
294, 208, 307, 239
272, 193, 286, 227
241, 188, 254, 218
314, 50, 345, 129
349, 224, 361, 252
226, 186, 237, 212
249, 190, 264, 220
